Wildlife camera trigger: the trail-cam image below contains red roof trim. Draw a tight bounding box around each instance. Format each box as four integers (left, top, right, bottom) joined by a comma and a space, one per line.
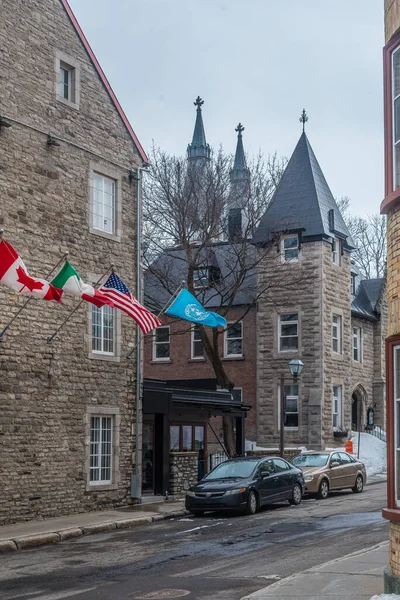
60, 0, 148, 164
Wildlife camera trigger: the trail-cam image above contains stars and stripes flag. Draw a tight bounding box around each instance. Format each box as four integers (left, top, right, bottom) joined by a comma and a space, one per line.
99, 272, 162, 334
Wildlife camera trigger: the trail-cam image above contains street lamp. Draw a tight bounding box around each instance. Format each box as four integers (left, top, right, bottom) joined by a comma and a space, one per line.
280, 360, 305, 457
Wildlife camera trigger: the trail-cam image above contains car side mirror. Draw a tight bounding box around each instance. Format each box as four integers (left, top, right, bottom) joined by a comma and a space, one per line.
330, 461, 340, 468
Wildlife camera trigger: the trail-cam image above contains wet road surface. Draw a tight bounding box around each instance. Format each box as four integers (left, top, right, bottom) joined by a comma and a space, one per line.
0, 482, 388, 600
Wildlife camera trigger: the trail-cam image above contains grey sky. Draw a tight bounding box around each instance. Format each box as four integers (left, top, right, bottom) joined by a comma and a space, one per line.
69, 0, 384, 217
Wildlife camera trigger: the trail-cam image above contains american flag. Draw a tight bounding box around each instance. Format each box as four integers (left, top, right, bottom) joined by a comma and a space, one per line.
100, 272, 162, 334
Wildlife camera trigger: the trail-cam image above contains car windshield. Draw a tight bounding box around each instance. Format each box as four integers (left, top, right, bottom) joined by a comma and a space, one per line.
292, 454, 330, 467
205, 460, 259, 480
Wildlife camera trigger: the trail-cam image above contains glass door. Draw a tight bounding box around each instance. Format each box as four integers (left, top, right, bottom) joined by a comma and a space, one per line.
142, 423, 154, 494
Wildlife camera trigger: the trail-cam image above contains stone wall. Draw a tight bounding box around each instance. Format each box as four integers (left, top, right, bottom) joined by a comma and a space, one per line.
169, 453, 198, 496
246, 449, 299, 462
385, 0, 400, 43
0, 0, 142, 523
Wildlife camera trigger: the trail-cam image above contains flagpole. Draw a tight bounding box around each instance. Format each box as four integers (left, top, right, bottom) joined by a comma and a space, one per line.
46, 263, 113, 344
125, 281, 185, 360
0, 248, 69, 340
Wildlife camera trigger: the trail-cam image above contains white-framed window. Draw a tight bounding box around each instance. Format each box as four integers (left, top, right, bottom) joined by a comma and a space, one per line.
92, 304, 115, 355
353, 327, 361, 362
279, 313, 298, 351
284, 383, 299, 428
332, 385, 342, 429
332, 314, 342, 354
191, 325, 203, 359
281, 234, 299, 262
92, 173, 116, 235
153, 326, 170, 361
351, 273, 357, 295
332, 238, 340, 265
393, 47, 400, 189
224, 322, 243, 357
193, 268, 210, 289
90, 415, 113, 484
55, 51, 80, 109
394, 346, 400, 504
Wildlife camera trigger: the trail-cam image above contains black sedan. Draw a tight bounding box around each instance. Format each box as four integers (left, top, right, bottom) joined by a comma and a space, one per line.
185, 456, 305, 516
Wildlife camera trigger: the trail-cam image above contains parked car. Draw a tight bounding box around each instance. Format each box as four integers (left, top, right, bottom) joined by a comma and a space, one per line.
291, 451, 367, 499
185, 456, 305, 516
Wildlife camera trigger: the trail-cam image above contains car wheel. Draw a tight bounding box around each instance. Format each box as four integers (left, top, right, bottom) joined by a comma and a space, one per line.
352, 474, 364, 494
191, 510, 204, 517
289, 483, 302, 506
317, 479, 329, 499
245, 490, 258, 515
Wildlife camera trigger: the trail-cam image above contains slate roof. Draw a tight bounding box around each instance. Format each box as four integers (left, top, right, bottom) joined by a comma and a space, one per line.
252, 132, 354, 249
351, 264, 384, 320
144, 242, 257, 311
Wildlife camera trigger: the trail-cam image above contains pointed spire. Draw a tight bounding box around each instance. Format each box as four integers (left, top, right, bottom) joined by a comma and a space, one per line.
230, 122, 250, 185
187, 96, 211, 162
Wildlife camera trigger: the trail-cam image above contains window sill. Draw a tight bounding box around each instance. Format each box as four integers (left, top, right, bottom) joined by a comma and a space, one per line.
86, 483, 119, 492
188, 358, 206, 362
88, 352, 120, 363
89, 227, 121, 243
222, 355, 245, 361
150, 359, 171, 364
56, 95, 80, 111
331, 352, 343, 360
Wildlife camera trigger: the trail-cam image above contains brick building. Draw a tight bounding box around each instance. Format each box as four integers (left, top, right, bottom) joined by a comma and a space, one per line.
253, 129, 386, 450
381, 0, 400, 592
0, 0, 147, 524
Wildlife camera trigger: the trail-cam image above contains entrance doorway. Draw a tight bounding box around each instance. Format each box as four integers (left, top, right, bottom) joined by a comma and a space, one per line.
351, 394, 359, 431
351, 385, 366, 431
142, 423, 154, 494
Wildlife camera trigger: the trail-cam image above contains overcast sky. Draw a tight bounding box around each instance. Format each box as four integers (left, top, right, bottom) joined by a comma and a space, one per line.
69, 0, 384, 217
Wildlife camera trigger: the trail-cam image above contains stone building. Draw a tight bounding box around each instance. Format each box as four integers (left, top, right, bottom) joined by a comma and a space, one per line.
381, 0, 400, 592
252, 128, 386, 450
0, 0, 147, 524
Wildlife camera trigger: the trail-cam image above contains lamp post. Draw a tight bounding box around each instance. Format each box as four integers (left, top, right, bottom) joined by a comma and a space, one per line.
280, 359, 304, 458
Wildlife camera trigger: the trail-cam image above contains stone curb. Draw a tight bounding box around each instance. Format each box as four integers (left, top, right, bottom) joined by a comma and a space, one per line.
0, 508, 188, 554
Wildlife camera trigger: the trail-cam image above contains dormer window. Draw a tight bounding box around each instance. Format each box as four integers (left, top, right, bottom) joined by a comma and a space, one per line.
332, 238, 340, 265
281, 235, 299, 263
351, 273, 357, 295
193, 268, 210, 289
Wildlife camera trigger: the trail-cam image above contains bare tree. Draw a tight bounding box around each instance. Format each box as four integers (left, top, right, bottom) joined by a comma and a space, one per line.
143, 146, 308, 456
336, 197, 386, 279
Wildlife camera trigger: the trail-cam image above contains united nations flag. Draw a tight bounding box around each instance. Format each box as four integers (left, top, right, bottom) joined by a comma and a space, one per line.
165, 289, 227, 328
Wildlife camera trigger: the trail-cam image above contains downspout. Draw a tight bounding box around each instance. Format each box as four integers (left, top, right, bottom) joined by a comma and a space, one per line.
131, 165, 146, 502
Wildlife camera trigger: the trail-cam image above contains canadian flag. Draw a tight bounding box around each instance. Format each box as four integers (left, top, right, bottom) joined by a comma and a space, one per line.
0, 240, 62, 302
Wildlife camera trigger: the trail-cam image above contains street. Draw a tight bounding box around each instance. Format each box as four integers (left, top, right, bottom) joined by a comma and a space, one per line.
0, 482, 388, 600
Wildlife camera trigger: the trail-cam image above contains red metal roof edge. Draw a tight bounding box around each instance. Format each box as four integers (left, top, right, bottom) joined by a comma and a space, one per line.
60, 0, 149, 165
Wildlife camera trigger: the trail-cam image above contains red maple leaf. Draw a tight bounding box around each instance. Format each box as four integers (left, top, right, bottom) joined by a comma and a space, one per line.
16, 266, 44, 292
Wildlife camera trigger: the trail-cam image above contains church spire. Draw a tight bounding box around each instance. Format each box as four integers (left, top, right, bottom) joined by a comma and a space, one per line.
230, 122, 250, 186
187, 96, 211, 162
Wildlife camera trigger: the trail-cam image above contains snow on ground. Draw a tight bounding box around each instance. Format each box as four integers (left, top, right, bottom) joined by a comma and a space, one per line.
370, 595, 400, 599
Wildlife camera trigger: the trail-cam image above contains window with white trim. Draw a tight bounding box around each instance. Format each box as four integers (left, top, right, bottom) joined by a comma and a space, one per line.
279, 313, 298, 351
281, 234, 299, 262
393, 47, 400, 189
55, 51, 80, 109
153, 326, 170, 361
92, 304, 115, 355
394, 346, 400, 504
90, 415, 113, 484
92, 173, 116, 234
332, 385, 342, 429
332, 238, 340, 265
332, 314, 342, 354
224, 322, 243, 357
353, 327, 361, 362
284, 383, 298, 428
191, 325, 203, 359
59, 62, 75, 101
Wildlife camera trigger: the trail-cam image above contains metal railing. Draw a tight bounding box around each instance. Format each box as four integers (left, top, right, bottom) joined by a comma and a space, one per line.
366, 426, 386, 443
209, 451, 229, 471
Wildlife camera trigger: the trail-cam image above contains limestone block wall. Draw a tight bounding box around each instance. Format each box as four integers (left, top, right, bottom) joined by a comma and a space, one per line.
0, 0, 142, 523
256, 241, 323, 448
169, 453, 198, 496
385, 0, 400, 43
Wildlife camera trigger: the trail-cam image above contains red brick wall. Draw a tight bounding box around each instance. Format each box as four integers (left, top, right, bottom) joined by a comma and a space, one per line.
144, 307, 257, 444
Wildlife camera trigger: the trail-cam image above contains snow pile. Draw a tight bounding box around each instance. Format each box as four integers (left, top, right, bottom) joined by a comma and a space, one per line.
370, 595, 400, 599
351, 432, 387, 476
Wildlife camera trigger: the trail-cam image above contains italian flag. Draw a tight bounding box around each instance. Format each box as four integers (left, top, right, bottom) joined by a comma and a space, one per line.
51, 261, 114, 308
0, 240, 62, 302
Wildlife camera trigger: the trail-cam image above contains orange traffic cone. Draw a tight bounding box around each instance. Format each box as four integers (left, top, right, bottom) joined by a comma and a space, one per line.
345, 439, 354, 454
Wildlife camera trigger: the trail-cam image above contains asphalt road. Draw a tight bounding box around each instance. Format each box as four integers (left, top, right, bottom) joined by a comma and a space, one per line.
0, 482, 388, 600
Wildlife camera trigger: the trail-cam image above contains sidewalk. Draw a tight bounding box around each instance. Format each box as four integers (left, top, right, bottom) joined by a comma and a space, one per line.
241, 542, 389, 600
0, 498, 187, 553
